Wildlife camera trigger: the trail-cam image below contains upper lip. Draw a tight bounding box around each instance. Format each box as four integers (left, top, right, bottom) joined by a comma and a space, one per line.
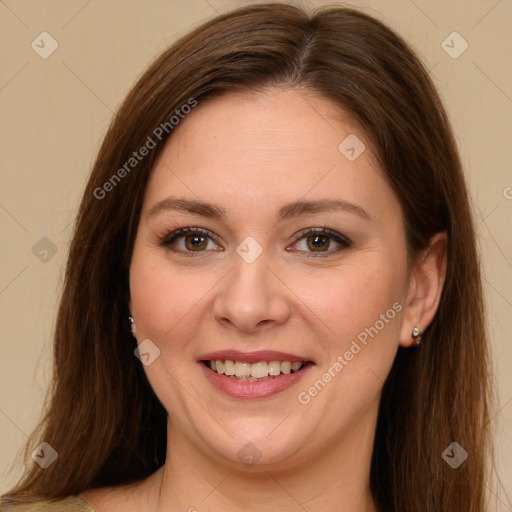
198, 350, 312, 364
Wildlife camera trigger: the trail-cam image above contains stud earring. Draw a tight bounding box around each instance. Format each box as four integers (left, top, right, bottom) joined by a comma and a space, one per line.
412, 326, 423, 345
128, 316, 136, 335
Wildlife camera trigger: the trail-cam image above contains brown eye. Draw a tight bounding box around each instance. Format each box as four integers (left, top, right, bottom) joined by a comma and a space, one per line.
289, 227, 352, 257
305, 234, 331, 252
160, 227, 222, 255
183, 234, 208, 251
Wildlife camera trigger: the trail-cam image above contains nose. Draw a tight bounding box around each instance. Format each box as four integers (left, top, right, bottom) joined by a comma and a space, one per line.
212, 253, 291, 334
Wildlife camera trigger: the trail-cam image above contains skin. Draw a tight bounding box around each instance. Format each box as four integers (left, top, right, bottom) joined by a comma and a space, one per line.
81, 88, 447, 512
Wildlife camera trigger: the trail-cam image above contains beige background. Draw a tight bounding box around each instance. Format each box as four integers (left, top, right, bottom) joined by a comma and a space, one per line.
0, 0, 510, 507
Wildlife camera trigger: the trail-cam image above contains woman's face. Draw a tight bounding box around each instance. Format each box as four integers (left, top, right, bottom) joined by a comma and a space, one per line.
129, 88, 413, 469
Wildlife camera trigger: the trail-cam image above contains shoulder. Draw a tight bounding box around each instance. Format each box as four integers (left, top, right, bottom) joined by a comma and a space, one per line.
0, 496, 95, 512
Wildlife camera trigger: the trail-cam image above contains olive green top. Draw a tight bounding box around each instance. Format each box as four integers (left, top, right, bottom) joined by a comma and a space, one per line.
0, 496, 95, 511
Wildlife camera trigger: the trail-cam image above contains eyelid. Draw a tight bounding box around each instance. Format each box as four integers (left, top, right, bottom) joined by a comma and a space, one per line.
159, 226, 352, 256
287, 227, 352, 258
159, 226, 217, 246
290, 227, 352, 246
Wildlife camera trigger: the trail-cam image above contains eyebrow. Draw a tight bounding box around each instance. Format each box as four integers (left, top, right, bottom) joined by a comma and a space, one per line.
147, 196, 371, 222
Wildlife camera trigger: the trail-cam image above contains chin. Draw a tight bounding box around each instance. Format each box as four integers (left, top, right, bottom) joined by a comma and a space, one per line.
193, 416, 314, 470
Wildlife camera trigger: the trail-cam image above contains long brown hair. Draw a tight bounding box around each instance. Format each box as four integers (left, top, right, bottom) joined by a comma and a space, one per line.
3, 3, 494, 510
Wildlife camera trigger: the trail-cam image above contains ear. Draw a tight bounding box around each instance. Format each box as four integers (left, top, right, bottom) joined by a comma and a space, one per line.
399, 231, 448, 347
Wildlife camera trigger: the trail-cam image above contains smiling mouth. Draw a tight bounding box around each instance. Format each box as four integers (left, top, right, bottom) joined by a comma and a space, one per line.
202, 360, 312, 381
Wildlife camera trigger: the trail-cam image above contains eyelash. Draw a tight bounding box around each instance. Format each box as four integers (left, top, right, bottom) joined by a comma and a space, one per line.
159, 226, 352, 258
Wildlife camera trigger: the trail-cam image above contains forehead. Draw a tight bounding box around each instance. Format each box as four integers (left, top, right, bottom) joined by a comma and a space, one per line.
162, 88, 366, 168
143, 88, 400, 226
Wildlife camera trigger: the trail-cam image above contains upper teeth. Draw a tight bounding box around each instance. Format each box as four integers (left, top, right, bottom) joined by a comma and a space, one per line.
210, 360, 304, 378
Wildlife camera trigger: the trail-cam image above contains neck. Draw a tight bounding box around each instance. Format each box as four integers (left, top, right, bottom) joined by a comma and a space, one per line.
154, 412, 379, 512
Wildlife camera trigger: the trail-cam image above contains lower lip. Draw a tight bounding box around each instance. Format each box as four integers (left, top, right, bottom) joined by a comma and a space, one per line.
199, 362, 313, 399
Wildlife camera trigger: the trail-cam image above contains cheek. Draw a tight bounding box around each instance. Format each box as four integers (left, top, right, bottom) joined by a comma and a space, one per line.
128, 250, 216, 406
290, 264, 404, 436
300, 270, 403, 398
129, 247, 212, 344
293, 260, 404, 350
